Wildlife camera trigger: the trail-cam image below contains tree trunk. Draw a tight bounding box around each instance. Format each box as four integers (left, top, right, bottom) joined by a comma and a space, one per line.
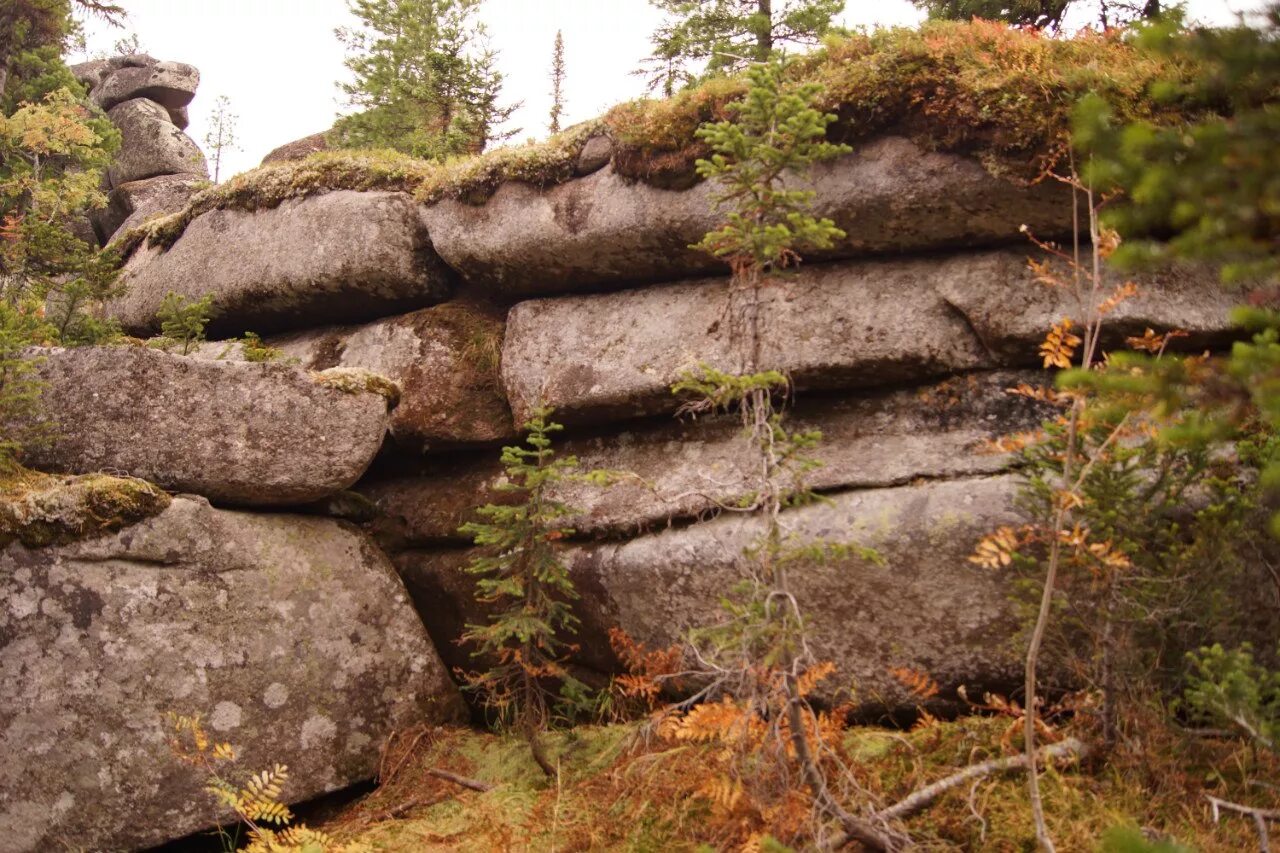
756, 0, 772, 61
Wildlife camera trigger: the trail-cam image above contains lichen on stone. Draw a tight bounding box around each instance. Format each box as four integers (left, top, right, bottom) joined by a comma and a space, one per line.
0, 465, 171, 548
311, 367, 402, 406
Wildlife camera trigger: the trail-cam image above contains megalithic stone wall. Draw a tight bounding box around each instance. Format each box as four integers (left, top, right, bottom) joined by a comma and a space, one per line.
2, 106, 1252, 850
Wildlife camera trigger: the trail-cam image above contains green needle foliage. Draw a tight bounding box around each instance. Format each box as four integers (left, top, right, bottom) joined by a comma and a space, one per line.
155, 292, 215, 356
459, 407, 601, 778
642, 0, 842, 95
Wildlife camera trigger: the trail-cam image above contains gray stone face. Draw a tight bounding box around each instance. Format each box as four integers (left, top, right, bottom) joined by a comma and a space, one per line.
420, 136, 1073, 296
574, 134, 613, 176
360, 370, 1050, 545
15, 346, 393, 507
0, 496, 466, 853
395, 475, 1029, 709
94, 173, 205, 246
107, 191, 456, 336
105, 98, 208, 187
91, 59, 200, 111
271, 301, 514, 451
501, 250, 1237, 427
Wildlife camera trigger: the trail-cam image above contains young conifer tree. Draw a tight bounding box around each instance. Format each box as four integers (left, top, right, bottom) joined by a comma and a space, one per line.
548, 29, 565, 134
459, 407, 599, 777
673, 59, 898, 849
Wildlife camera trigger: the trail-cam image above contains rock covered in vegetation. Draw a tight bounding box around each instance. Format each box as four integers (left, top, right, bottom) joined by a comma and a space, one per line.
419, 137, 1073, 295
360, 370, 1050, 545
0, 468, 170, 548
107, 190, 456, 336
261, 130, 331, 164
14, 346, 394, 506
502, 250, 1237, 426
395, 475, 1028, 708
0, 495, 465, 853
94, 173, 207, 246
271, 300, 514, 450
105, 98, 208, 187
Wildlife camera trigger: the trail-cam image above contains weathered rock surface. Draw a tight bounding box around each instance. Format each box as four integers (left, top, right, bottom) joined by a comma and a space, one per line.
502, 250, 1237, 426
361, 370, 1049, 544
262, 131, 331, 164
0, 496, 465, 853
90, 59, 200, 112
395, 475, 1028, 709
94, 173, 205, 246
271, 301, 514, 450
14, 346, 393, 506
420, 136, 1073, 295
0, 469, 170, 548
105, 98, 208, 187
108, 191, 456, 336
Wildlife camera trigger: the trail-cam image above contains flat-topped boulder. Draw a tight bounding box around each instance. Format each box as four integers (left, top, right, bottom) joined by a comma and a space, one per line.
13, 346, 395, 506
360, 370, 1050, 545
89, 58, 200, 112
420, 136, 1073, 296
501, 250, 1237, 427
270, 301, 514, 451
0, 496, 465, 853
395, 474, 1028, 710
108, 190, 456, 336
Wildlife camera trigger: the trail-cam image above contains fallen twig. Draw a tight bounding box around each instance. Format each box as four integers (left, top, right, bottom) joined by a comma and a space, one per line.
824, 738, 1089, 850
1207, 795, 1280, 853
426, 766, 495, 793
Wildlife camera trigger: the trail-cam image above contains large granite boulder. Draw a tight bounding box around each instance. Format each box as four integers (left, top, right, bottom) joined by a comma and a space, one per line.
420, 136, 1074, 296
108, 191, 456, 336
262, 131, 330, 164
395, 475, 1028, 711
0, 496, 465, 853
501, 250, 1237, 426
271, 301, 514, 451
360, 370, 1050, 545
105, 98, 208, 187
90, 58, 200, 112
14, 346, 394, 507
93, 173, 206, 246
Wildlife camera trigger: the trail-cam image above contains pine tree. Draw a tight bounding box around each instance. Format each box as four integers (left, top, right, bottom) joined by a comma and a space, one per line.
548, 29, 565, 135
640, 0, 842, 93
333, 0, 517, 159
204, 95, 239, 183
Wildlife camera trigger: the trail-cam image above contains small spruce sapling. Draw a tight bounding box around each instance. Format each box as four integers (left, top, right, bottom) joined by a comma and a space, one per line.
458, 406, 607, 777
155, 292, 215, 355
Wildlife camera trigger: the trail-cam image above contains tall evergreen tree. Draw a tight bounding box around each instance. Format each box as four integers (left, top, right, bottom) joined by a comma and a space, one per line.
640, 0, 843, 94
334, 0, 516, 159
548, 29, 565, 134
203, 95, 239, 183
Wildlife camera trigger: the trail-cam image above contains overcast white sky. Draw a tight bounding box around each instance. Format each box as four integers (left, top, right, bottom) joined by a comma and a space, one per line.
75, 0, 1264, 181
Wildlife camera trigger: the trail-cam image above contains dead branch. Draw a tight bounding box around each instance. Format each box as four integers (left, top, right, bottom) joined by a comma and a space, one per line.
426, 766, 495, 793
824, 738, 1089, 850
1207, 795, 1280, 853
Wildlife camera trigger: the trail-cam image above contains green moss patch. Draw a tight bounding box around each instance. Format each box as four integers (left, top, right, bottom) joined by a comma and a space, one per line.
0, 465, 170, 548
312, 367, 402, 405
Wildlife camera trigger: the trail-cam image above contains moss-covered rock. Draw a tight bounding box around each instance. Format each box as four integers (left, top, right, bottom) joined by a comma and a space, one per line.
0, 466, 170, 548
311, 366, 403, 405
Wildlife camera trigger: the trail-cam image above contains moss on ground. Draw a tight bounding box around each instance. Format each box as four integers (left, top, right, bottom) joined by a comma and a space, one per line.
116, 20, 1213, 260
0, 465, 170, 548
320, 715, 1277, 851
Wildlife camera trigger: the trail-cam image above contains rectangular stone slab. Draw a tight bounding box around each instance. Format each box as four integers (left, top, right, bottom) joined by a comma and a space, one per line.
107, 190, 455, 336
420, 136, 1075, 295
394, 474, 1029, 713
359, 369, 1052, 544
501, 249, 1237, 427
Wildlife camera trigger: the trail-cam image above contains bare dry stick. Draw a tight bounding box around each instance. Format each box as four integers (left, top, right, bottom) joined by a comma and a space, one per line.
824, 738, 1089, 850
426, 767, 495, 793
1207, 795, 1279, 853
